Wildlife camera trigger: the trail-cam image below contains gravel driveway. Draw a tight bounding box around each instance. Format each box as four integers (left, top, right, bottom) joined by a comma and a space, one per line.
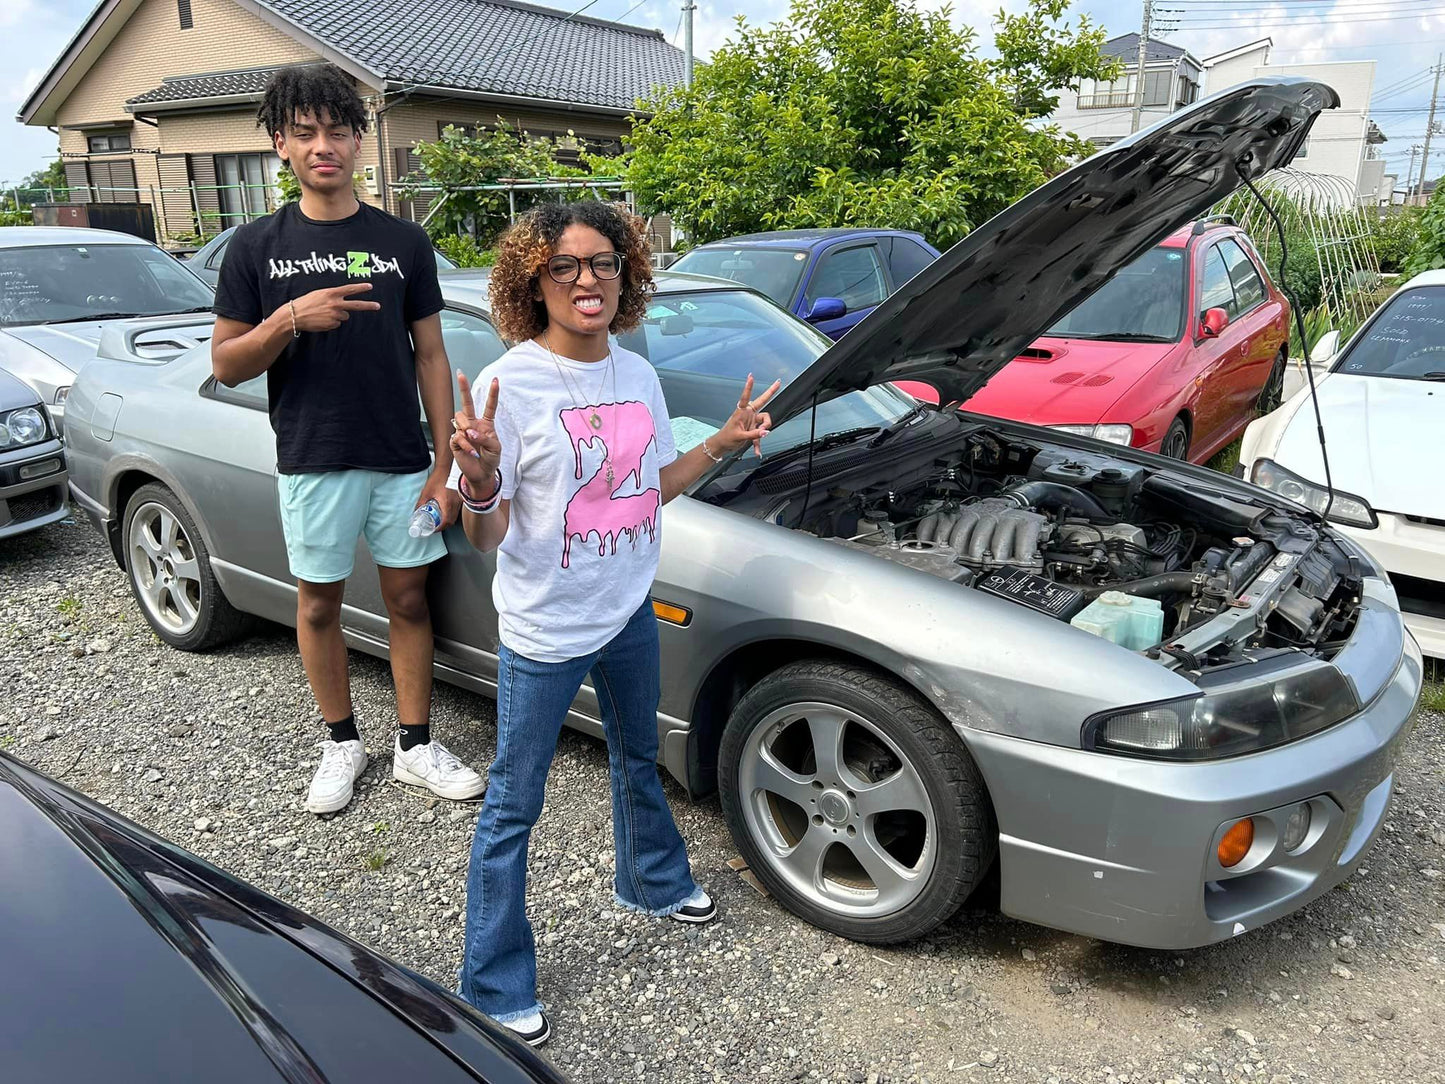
5, 517, 1444, 1084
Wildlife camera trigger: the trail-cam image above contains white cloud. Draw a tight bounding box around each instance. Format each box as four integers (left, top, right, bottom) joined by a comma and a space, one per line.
0, 0, 37, 30
4, 66, 46, 106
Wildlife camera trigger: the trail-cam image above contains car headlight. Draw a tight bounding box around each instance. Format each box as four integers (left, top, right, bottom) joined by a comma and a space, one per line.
1083, 664, 1359, 760
54, 386, 70, 406
0, 407, 50, 449
1249, 458, 1376, 528
1049, 423, 1134, 447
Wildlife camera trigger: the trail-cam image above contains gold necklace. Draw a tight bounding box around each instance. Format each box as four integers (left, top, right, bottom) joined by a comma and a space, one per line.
542, 334, 618, 488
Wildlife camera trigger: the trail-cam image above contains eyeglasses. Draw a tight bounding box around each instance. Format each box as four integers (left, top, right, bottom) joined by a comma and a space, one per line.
545, 252, 625, 284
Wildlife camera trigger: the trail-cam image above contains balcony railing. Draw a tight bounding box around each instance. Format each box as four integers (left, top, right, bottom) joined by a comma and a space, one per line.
1077, 91, 1169, 110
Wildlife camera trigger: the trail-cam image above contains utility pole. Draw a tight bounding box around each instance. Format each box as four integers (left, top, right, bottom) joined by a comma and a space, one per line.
1404, 143, 1421, 201
1417, 54, 1442, 205
1129, 0, 1154, 134
683, 0, 696, 89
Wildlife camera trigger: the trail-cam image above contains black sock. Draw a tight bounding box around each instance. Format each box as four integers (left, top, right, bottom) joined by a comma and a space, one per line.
398, 723, 430, 751
326, 715, 359, 744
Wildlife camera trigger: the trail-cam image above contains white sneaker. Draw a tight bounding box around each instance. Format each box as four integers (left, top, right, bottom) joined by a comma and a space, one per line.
670, 885, 718, 924
501, 1009, 551, 1047
306, 739, 367, 814
392, 737, 485, 800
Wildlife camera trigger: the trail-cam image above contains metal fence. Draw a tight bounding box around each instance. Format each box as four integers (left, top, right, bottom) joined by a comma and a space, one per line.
4, 182, 282, 242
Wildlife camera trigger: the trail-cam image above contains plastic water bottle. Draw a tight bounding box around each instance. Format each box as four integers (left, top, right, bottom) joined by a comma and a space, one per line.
408, 499, 442, 538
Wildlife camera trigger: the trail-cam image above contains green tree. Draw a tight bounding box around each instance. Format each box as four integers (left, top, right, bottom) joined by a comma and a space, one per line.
1403, 180, 1445, 277
398, 120, 610, 243
623, 0, 1115, 248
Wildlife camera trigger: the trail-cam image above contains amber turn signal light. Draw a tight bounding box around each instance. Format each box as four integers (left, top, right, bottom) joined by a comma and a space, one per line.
652, 600, 691, 626
1217, 818, 1255, 868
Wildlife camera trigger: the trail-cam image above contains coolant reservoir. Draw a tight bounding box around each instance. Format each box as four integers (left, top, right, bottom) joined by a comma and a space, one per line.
1070, 591, 1164, 651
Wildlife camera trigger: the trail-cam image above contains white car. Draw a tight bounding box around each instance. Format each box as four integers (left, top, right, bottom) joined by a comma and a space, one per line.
1242, 269, 1445, 658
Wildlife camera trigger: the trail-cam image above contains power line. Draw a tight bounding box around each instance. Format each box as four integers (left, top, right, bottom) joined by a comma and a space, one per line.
1170, 2, 1440, 19
1177, 12, 1445, 26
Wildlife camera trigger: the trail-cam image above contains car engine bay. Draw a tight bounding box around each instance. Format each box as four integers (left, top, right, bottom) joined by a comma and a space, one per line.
725, 426, 1366, 672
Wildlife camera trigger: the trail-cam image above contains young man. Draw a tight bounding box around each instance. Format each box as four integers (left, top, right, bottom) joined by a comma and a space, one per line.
211, 63, 483, 814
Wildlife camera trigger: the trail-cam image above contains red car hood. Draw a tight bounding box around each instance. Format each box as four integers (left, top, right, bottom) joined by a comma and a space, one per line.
961, 336, 1176, 425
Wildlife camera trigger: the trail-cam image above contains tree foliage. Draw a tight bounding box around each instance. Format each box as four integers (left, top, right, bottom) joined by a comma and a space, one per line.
397, 121, 614, 243
1403, 180, 1445, 277
623, 0, 1115, 248
1369, 206, 1422, 274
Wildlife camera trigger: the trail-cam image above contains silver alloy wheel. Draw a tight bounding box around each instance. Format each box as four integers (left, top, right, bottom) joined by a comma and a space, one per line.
1163, 422, 1190, 459
737, 701, 936, 918
128, 501, 203, 635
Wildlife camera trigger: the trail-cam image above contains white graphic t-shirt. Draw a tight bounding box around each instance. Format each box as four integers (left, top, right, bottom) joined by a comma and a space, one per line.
449, 339, 678, 662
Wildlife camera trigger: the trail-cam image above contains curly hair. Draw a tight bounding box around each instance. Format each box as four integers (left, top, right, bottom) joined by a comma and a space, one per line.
257, 63, 368, 139
488, 201, 655, 344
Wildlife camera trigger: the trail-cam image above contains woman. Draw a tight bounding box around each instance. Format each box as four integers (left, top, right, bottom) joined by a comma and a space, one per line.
448, 201, 778, 1047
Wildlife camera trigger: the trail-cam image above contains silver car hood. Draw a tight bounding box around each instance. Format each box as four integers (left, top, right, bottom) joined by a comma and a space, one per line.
770, 77, 1338, 423
0, 367, 43, 410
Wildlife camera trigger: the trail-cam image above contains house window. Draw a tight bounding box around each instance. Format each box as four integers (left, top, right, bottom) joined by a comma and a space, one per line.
87, 132, 131, 153
1177, 77, 1199, 107
1142, 71, 1170, 108
177, 0, 193, 29
216, 153, 281, 224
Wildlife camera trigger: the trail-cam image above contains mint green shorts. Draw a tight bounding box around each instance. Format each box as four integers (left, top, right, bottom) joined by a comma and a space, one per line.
277, 469, 446, 584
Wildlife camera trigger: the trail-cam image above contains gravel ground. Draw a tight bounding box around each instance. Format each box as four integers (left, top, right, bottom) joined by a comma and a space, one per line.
5, 517, 1445, 1084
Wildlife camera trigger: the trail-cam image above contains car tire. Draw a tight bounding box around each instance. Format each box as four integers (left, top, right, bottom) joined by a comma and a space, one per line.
718, 660, 995, 944
1257, 349, 1287, 414
1161, 416, 1191, 460
123, 483, 250, 651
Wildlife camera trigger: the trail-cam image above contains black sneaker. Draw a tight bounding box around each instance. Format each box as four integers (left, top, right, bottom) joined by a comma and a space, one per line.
502, 1010, 551, 1048
670, 886, 718, 924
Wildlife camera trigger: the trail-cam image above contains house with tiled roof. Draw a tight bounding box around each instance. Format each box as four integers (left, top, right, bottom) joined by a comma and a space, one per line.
17, 0, 685, 241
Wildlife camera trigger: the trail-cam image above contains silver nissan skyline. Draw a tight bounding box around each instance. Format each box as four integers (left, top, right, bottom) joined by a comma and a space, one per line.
63, 79, 1422, 949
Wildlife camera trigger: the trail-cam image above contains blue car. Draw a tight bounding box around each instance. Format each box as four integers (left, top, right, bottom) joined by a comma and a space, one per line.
668, 228, 941, 339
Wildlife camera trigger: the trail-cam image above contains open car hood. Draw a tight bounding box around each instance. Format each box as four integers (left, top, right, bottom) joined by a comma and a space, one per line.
770, 78, 1338, 423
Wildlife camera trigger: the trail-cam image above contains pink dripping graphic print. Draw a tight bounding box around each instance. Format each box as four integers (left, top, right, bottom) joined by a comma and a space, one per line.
559, 400, 661, 569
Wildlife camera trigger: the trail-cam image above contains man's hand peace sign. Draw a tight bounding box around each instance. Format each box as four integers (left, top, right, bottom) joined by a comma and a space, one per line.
451, 370, 504, 495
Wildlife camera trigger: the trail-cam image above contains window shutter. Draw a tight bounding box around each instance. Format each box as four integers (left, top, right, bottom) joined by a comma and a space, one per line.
189, 155, 222, 234
63, 161, 93, 202
158, 154, 196, 235
90, 160, 137, 203
393, 147, 432, 222
177, 0, 193, 29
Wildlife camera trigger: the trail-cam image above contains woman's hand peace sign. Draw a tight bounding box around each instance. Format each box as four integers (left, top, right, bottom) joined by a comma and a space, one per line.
714, 374, 781, 458
451, 370, 504, 494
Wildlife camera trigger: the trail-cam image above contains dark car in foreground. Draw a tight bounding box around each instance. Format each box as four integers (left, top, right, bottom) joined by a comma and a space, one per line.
65, 80, 1422, 951
0, 367, 67, 539
0, 751, 568, 1084
668, 228, 941, 339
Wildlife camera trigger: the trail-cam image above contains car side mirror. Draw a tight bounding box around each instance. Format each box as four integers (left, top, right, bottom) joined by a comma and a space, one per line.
1199, 307, 1230, 338
1311, 329, 1341, 362
805, 297, 846, 322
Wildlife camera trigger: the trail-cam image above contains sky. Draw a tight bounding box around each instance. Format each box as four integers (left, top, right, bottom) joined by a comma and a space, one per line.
2, 0, 1441, 191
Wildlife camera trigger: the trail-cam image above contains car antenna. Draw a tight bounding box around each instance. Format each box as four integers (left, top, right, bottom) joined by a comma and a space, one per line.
796, 391, 820, 528
1242, 174, 1335, 522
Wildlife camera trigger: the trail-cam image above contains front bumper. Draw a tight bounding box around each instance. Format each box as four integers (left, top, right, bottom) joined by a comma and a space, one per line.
966, 628, 1423, 950
0, 439, 69, 540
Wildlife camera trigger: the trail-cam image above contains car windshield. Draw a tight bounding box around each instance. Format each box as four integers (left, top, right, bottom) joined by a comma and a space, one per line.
668, 247, 808, 306
1044, 245, 1187, 342
1334, 285, 1445, 380
0, 243, 215, 327
615, 289, 916, 455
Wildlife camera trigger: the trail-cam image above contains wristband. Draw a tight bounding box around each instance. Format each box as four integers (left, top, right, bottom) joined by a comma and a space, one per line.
459, 471, 503, 514
288, 299, 300, 339
700, 436, 724, 463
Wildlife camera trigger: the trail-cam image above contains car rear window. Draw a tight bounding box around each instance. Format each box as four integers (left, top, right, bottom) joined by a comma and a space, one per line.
669, 247, 808, 307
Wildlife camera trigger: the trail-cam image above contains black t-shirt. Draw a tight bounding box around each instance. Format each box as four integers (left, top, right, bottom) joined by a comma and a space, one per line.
212, 202, 445, 475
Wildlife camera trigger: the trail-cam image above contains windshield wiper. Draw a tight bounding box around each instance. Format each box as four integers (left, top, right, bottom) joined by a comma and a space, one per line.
37, 312, 145, 324
1065, 332, 1174, 343
1422, 372, 1445, 382
752, 425, 881, 471
867, 403, 933, 447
